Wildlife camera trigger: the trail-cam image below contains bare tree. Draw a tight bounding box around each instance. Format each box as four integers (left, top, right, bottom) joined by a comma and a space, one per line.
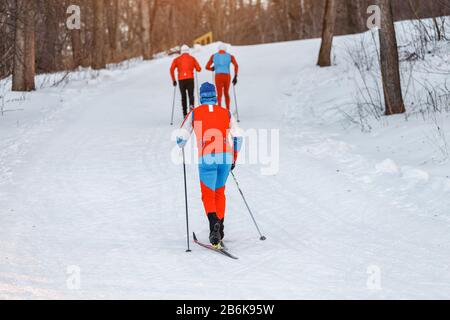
71, 28, 83, 69
317, 0, 337, 67
12, 0, 36, 91
70, 0, 84, 69
0, 1, 15, 79
92, 0, 106, 70
140, 0, 152, 59
38, 0, 60, 73
346, 0, 365, 33
378, 0, 405, 115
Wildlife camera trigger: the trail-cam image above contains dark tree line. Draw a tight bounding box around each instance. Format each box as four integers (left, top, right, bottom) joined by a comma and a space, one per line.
1, 0, 449, 94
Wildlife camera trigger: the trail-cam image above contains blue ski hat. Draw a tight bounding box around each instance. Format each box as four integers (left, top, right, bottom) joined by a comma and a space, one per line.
200, 82, 217, 105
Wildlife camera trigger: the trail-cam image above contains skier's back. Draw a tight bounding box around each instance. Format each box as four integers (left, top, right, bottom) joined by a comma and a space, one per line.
176, 82, 242, 246
170, 45, 202, 117
206, 43, 239, 110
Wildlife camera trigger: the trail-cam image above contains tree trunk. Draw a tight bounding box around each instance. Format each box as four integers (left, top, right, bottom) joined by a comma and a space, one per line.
0, 1, 11, 79
273, 0, 289, 41
347, 0, 364, 33
149, 0, 159, 56
71, 29, 82, 69
71, 0, 83, 70
105, 0, 116, 63
317, 0, 336, 67
92, 0, 106, 70
113, 0, 123, 62
12, 0, 36, 92
39, 1, 58, 73
378, 0, 405, 115
286, 0, 302, 39
140, 0, 152, 60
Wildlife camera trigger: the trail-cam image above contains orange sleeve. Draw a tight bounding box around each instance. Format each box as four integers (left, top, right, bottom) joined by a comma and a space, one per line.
170, 59, 177, 82
231, 55, 239, 76
193, 57, 201, 72
205, 55, 214, 71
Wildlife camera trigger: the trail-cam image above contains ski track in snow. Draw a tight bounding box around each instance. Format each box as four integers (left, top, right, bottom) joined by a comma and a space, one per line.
1, 37, 450, 299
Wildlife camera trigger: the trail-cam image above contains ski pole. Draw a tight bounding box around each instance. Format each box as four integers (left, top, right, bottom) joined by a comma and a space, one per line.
232, 85, 241, 123
182, 148, 192, 252
231, 171, 266, 241
195, 71, 200, 104
170, 85, 176, 126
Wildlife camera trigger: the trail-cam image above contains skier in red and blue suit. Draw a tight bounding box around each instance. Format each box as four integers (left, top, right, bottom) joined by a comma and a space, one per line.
176, 82, 242, 246
205, 43, 239, 110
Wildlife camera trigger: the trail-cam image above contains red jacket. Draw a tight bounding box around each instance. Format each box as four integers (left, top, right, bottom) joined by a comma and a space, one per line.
170, 53, 201, 81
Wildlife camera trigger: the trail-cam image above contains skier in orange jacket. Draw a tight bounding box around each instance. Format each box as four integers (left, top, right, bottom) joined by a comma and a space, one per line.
205, 43, 239, 110
176, 82, 243, 246
170, 45, 202, 117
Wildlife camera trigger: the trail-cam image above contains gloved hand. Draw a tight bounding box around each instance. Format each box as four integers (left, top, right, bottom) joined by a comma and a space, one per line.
211, 67, 215, 72
231, 162, 236, 171
173, 80, 177, 87
232, 76, 238, 86
176, 137, 187, 148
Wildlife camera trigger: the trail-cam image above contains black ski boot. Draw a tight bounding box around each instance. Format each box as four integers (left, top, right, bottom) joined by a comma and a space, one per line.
220, 218, 225, 240
208, 213, 221, 246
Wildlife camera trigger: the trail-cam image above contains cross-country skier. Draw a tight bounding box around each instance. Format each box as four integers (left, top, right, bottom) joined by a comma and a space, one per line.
205, 43, 239, 110
170, 45, 202, 117
176, 82, 243, 247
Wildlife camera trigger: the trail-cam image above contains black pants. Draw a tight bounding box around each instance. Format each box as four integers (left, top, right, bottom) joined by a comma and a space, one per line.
179, 78, 195, 117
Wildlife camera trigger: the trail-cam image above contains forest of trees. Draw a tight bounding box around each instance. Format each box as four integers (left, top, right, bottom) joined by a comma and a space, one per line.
0, 0, 449, 112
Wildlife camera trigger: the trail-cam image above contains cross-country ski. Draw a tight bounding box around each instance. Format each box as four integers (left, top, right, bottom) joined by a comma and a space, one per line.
192, 233, 238, 260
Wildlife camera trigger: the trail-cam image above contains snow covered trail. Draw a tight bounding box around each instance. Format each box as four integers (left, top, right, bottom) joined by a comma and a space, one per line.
1, 37, 450, 299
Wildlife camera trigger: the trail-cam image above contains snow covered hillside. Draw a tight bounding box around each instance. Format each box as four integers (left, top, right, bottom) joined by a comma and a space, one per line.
1, 18, 450, 299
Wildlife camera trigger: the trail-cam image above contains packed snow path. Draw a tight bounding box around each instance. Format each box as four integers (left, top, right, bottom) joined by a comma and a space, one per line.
1, 39, 450, 299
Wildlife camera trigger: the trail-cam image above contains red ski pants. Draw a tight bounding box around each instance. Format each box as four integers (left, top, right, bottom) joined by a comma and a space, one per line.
215, 74, 231, 110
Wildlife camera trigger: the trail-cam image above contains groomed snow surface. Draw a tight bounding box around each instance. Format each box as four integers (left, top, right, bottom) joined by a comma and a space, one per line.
1, 20, 450, 299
